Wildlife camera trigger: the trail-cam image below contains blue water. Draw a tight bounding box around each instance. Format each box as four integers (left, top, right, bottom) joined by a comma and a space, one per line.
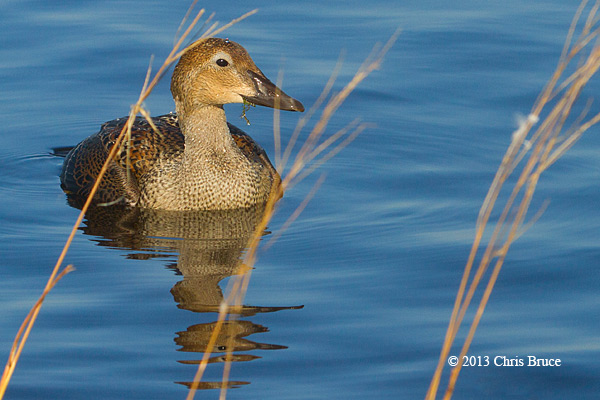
1, 0, 599, 399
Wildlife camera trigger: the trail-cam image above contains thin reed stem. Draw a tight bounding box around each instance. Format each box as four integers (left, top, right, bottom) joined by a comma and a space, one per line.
0, 4, 398, 399
0, 3, 260, 398
190, 29, 399, 400
426, 2, 600, 399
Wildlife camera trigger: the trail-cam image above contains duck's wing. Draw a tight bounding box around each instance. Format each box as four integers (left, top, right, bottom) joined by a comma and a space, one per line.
108, 113, 184, 182
60, 114, 184, 207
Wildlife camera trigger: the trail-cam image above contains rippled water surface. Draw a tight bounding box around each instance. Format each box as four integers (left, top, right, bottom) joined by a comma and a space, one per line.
1, 0, 599, 399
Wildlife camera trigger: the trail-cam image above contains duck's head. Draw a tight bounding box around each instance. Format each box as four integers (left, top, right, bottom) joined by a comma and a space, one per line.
171, 38, 304, 115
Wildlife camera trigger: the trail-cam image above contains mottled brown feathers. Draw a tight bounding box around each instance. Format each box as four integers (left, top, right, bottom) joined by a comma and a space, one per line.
60, 113, 280, 207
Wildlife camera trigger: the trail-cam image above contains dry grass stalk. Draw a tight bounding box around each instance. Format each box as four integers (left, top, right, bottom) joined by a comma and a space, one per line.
185, 29, 400, 400
0, 1, 397, 396
426, 1, 600, 399
0, 265, 74, 398
0, 3, 259, 398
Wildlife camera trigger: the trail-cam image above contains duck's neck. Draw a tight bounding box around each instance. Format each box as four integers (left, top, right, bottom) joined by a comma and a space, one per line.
177, 104, 237, 157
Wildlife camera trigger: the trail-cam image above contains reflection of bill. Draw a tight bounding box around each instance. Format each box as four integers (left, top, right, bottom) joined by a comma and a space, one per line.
73, 203, 303, 390
176, 320, 287, 354
174, 320, 291, 390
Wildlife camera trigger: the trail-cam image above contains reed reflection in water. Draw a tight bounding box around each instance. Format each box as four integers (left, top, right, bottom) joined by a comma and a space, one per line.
74, 202, 303, 390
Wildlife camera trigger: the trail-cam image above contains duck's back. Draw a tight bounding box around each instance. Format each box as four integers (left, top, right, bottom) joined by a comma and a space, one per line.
60, 113, 278, 208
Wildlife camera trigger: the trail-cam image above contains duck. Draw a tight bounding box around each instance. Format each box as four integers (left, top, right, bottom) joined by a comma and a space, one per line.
60, 37, 304, 210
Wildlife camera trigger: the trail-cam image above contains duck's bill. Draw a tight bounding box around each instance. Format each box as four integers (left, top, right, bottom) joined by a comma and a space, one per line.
242, 70, 305, 112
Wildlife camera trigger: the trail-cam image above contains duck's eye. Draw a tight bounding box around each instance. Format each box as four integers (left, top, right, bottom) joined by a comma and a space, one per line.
216, 58, 229, 67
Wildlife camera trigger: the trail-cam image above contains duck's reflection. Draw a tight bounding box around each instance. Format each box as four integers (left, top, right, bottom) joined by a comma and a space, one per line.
75, 202, 301, 390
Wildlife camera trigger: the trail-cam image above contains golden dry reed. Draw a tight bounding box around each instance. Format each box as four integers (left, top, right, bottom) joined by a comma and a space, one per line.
185, 25, 400, 400
426, 1, 600, 399
0, 2, 256, 398
0, 1, 398, 399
